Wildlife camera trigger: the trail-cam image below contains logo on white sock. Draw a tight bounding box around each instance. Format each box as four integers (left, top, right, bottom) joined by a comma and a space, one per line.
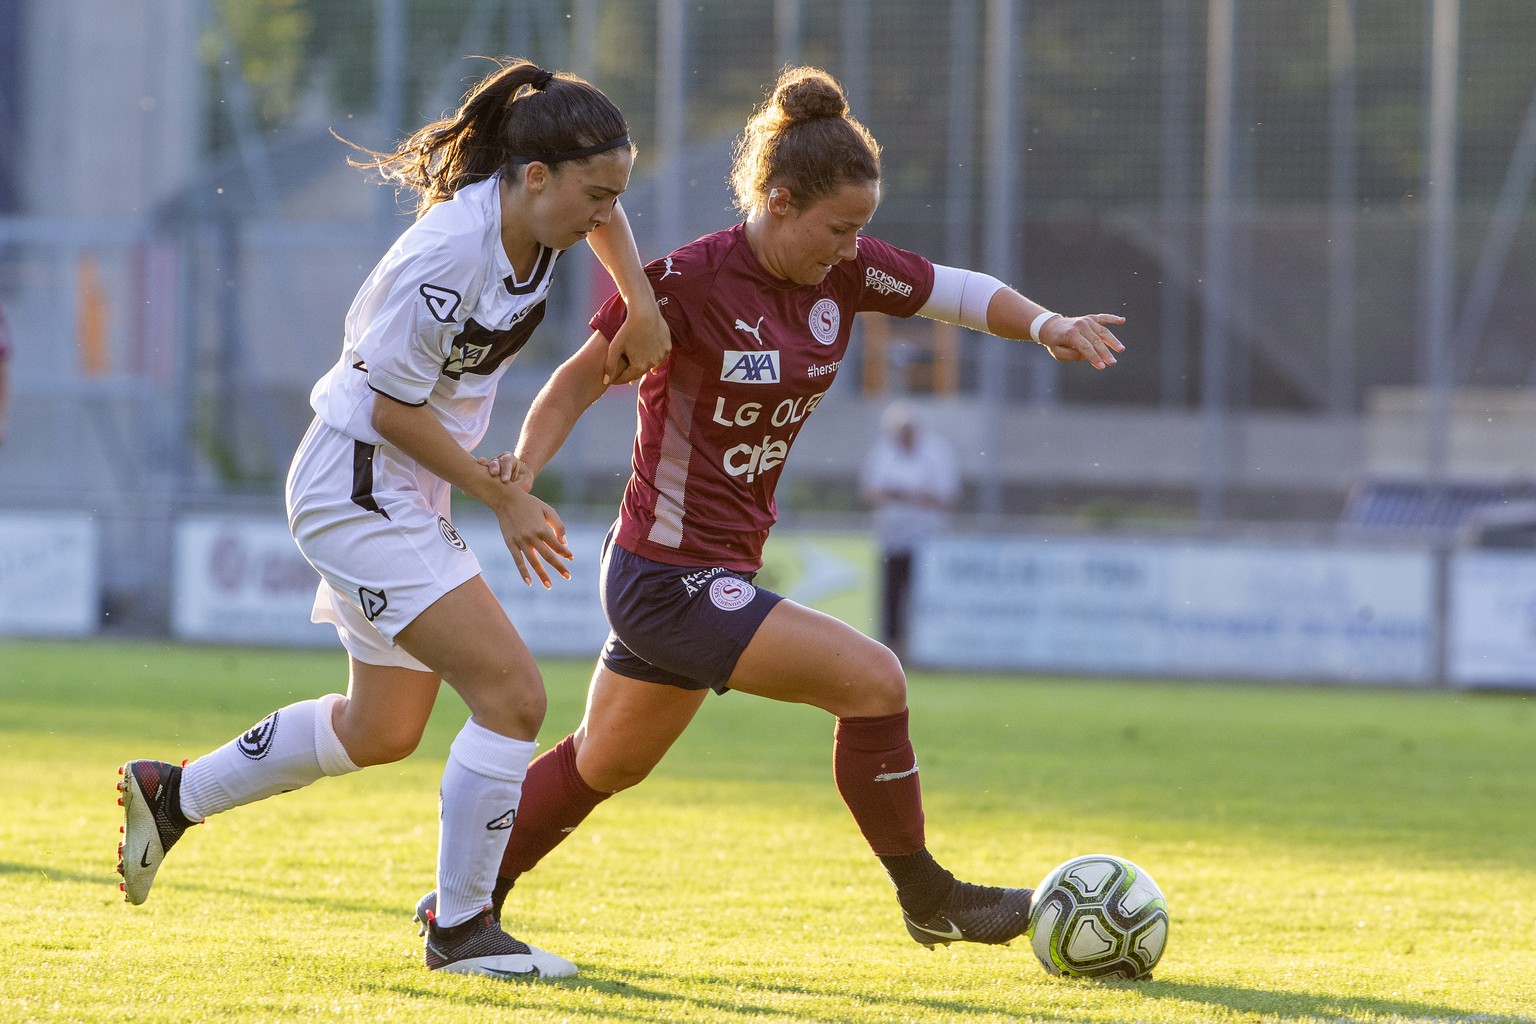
485, 807, 517, 831
238, 712, 279, 760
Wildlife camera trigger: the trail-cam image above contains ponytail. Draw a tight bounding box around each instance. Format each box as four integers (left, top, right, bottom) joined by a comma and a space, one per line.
343, 57, 630, 218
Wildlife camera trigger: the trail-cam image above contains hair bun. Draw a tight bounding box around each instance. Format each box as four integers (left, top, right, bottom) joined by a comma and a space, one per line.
773, 68, 847, 123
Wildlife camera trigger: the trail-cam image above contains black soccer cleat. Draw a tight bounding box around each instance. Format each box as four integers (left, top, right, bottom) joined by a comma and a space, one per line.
423, 906, 576, 979
116, 759, 199, 905
903, 881, 1034, 948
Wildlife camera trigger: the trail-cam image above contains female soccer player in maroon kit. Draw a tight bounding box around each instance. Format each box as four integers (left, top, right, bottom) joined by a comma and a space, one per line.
424, 65, 1125, 955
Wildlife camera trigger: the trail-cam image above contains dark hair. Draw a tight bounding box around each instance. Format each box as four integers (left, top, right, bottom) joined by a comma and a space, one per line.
730, 66, 881, 217
346, 58, 630, 218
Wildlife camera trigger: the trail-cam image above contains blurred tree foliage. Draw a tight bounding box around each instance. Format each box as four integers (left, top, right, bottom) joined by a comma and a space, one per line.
203, 0, 313, 150
207, 0, 1536, 210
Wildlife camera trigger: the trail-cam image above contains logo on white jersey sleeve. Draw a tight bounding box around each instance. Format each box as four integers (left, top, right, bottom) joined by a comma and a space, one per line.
419, 283, 462, 324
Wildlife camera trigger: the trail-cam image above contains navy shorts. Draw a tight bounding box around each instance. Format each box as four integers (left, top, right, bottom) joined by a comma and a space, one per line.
600, 530, 783, 694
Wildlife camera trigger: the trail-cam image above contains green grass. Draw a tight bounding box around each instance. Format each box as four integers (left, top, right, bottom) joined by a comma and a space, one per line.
3, 639, 1535, 1024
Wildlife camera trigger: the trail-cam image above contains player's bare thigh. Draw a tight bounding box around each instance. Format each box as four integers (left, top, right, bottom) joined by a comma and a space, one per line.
727, 600, 906, 718
572, 663, 708, 793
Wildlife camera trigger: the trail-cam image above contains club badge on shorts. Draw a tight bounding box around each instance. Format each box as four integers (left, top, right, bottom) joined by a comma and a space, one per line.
438, 515, 467, 550
709, 575, 757, 611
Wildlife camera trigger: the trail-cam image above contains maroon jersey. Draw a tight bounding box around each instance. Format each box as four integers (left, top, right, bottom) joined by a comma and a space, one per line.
591, 224, 933, 571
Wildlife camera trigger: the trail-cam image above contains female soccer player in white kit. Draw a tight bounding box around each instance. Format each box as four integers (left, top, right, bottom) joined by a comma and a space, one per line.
116, 59, 669, 980
415, 66, 1126, 961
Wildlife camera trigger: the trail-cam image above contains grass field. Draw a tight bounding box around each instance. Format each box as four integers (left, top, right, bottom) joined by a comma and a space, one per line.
3, 639, 1535, 1024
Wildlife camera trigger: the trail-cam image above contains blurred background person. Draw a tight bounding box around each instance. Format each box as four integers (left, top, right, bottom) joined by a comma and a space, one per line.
860, 402, 959, 658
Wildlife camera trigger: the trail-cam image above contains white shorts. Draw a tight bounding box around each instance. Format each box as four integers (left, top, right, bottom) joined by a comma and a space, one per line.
286, 418, 483, 669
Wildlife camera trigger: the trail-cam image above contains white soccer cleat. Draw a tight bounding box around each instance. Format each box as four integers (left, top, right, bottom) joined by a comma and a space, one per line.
116, 759, 198, 905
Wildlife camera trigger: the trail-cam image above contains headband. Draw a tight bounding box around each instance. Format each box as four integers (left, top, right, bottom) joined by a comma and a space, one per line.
519, 133, 631, 166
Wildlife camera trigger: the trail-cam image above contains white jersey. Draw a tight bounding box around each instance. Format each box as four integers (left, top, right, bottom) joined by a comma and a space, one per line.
308, 174, 560, 450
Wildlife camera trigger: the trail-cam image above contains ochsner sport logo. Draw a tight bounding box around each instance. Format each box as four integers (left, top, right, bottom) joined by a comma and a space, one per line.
865, 266, 914, 298
709, 575, 757, 611
808, 298, 840, 345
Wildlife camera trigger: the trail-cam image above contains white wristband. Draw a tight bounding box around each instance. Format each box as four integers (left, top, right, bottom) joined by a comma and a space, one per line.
1030, 311, 1061, 343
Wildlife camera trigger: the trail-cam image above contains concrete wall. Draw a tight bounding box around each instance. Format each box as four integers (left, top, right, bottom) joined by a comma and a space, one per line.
22, 0, 201, 220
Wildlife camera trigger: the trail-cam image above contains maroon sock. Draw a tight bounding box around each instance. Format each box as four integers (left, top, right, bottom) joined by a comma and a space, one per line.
496, 733, 610, 881
833, 709, 926, 856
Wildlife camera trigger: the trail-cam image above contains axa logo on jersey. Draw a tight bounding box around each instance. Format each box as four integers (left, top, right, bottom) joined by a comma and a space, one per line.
721, 349, 780, 384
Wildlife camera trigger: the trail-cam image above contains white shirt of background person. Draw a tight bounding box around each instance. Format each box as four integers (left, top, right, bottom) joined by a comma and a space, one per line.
859, 403, 960, 555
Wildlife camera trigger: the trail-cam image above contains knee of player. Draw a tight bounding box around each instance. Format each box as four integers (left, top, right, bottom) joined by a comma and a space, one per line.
348, 725, 424, 766
867, 644, 908, 710
872, 647, 903, 706
575, 744, 652, 794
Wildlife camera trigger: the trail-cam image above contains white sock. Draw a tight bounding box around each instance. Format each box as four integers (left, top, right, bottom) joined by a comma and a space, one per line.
435, 719, 536, 929
179, 693, 361, 821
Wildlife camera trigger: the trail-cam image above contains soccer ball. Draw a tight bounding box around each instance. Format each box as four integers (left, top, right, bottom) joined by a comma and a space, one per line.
1028, 853, 1169, 980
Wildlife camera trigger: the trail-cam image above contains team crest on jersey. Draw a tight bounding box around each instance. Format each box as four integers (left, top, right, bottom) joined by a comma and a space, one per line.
709, 576, 757, 611
238, 712, 279, 761
721, 349, 781, 384
809, 298, 840, 345
420, 283, 462, 324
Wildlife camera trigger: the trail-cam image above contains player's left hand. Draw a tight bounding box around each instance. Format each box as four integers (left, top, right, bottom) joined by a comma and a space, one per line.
604, 302, 671, 386
1039, 314, 1126, 370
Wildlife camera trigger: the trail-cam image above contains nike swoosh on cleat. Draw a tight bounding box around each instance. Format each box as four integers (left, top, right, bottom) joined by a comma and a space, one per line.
140, 844, 153, 868
478, 967, 539, 981
910, 917, 964, 942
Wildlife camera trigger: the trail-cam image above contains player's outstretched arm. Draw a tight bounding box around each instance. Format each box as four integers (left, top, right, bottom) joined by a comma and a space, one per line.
917, 264, 1125, 370
514, 329, 613, 486
982, 287, 1125, 370
588, 201, 671, 386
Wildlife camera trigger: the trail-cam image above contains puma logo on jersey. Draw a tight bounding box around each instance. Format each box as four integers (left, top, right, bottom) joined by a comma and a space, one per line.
733, 316, 766, 344
721, 350, 781, 384
419, 283, 462, 324
659, 256, 681, 280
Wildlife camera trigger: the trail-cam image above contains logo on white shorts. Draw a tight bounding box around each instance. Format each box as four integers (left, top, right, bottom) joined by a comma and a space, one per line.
238, 711, 279, 760
808, 298, 840, 345
709, 576, 757, 611
359, 586, 388, 621
438, 516, 467, 550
